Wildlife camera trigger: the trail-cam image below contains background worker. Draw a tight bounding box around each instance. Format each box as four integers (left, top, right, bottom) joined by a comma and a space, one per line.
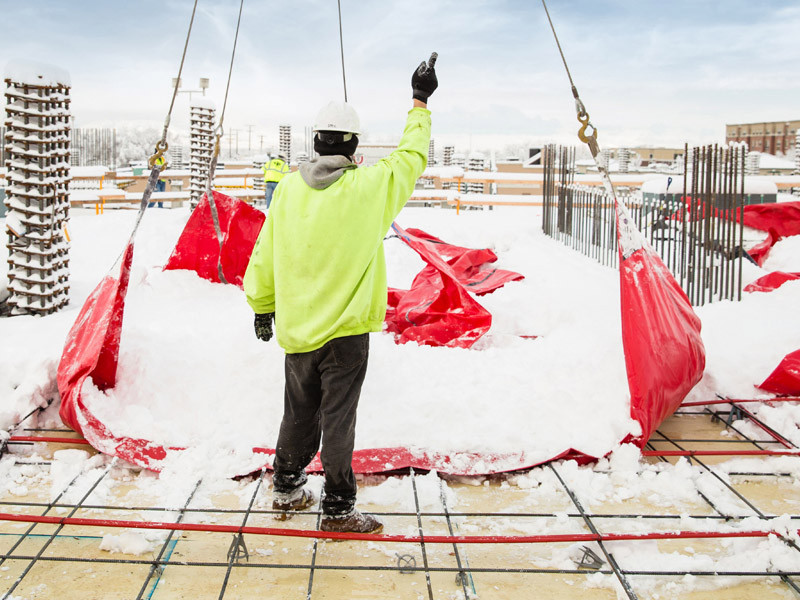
148, 154, 166, 208
262, 152, 289, 208
243, 53, 439, 534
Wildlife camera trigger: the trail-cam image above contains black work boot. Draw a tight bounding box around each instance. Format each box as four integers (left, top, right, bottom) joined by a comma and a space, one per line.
320, 509, 383, 534
272, 489, 316, 521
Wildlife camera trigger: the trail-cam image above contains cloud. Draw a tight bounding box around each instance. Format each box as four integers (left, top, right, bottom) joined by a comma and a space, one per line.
1, 0, 798, 152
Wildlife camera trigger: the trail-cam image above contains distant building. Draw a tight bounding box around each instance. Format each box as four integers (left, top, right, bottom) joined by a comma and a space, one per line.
466, 152, 487, 194
726, 120, 800, 155
607, 147, 684, 167
443, 145, 454, 167
279, 124, 291, 164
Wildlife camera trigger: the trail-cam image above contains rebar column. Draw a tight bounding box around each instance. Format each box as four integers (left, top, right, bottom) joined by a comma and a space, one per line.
278, 124, 291, 165
3, 62, 71, 316
189, 100, 216, 207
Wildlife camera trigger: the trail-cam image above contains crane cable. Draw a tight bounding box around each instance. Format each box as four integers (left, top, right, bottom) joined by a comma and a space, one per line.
540, 0, 617, 201
133, 0, 199, 239
202, 0, 245, 285
337, 0, 348, 101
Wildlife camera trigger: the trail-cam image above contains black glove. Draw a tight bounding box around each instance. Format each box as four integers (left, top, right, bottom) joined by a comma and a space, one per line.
412, 52, 438, 103
254, 313, 274, 342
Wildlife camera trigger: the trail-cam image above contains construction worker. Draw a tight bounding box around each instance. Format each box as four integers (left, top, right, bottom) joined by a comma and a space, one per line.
262, 152, 289, 208
243, 54, 438, 534
148, 155, 166, 208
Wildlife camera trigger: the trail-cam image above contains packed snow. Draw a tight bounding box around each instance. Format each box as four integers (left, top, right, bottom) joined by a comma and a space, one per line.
2, 202, 799, 479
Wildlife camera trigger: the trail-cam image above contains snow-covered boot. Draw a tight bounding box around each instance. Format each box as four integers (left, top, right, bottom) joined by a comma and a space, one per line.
320, 509, 383, 534
272, 488, 316, 521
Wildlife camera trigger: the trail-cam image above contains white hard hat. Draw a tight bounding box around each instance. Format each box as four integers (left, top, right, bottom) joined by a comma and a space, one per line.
313, 101, 361, 135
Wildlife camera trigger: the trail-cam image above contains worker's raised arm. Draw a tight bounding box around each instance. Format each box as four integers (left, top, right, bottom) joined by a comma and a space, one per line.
363, 54, 438, 227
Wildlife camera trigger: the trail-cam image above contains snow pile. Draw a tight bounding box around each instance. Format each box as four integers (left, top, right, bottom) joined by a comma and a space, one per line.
763, 235, 800, 273
73, 207, 635, 472
1, 202, 799, 477
99, 532, 156, 556
688, 279, 800, 400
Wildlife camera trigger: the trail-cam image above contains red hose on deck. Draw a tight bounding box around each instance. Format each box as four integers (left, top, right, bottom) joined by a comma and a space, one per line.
7, 436, 92, 445
0, 511, 795, 545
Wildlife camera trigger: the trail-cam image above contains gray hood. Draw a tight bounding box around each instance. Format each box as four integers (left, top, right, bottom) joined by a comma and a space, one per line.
299, 155, 357, 190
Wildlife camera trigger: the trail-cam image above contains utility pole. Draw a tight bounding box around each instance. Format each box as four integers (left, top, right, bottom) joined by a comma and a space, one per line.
246, 124, 254, 153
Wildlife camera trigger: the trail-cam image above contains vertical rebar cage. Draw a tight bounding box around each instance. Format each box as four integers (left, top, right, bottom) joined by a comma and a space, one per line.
279, 124, 291, 165
541, 144, 747, 306
3, 66, 71, 316
189, 103, 216, 207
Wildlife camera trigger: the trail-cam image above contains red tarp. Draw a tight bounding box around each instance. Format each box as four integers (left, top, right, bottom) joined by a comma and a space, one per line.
57, 192, 264, 471
616, 201, 706, 444
748, 227, 781, 267
758, 349, 800, 396
58, 243, 134, 434
385, 224, 523, 348
740, 201, 800, 238
744, 271, 800, 293
164, 191, 265, 287
399, 227, 525, 295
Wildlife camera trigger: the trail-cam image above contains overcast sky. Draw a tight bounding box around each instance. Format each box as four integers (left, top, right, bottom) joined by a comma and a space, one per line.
2, 0, 799, 156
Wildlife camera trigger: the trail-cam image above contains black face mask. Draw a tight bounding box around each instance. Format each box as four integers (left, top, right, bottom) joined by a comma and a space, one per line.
314, 132, 359, 159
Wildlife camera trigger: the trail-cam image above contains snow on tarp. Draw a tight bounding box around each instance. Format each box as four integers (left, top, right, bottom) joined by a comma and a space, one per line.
758, 349, 800, 396
164, 191, 265, 287
386, 223, 523, 348
616, 199, 706, 444
744, 271, 800, 293
748, 228, 781, 267
57, 189, 704, 476
57, 192, 267, 472
56, 243, 173, 467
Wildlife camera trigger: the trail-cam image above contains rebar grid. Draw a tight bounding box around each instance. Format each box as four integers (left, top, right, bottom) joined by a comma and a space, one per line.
0, 403, 798, 599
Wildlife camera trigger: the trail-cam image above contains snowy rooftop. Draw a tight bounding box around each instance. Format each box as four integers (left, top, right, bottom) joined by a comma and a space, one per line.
641, 175, 778, 195
751, 152, 796, 170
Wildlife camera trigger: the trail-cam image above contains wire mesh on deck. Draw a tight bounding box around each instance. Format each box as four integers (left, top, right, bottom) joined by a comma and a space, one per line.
2, 402, 800, 599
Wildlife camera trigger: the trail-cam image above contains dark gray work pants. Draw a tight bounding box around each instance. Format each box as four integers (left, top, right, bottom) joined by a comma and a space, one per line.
273, 333, 369, 516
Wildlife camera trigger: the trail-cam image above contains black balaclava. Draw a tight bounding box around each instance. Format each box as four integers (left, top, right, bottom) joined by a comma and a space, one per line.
314, 131, 359, 159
